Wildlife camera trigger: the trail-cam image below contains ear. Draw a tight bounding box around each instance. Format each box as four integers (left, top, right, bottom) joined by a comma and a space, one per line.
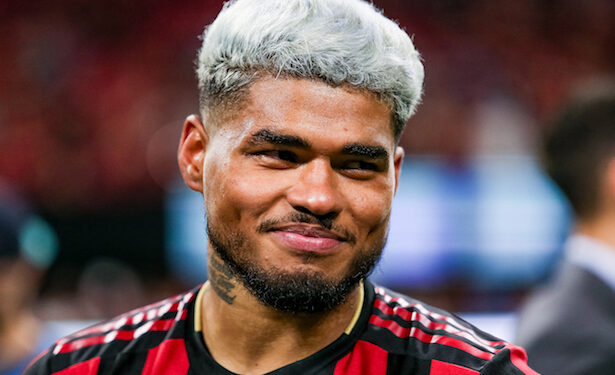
178, 115, 208, 192
393, 146, 404, 194
605, 158, 615, 204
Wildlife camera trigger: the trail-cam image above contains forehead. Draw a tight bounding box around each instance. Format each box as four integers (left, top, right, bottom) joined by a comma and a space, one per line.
215, 77, 395, 149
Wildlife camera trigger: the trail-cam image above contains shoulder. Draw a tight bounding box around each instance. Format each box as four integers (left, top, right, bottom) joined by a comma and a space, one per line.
360, 284, 538, 374
23, 286, 201, 375
516, 263, 615, 374
518, 262, 615, 342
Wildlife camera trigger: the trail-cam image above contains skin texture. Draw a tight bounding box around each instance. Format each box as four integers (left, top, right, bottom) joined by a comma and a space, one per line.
178, 77, 403, 374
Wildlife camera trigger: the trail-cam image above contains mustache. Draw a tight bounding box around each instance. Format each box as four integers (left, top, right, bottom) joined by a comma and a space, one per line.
257, 211, 357, 244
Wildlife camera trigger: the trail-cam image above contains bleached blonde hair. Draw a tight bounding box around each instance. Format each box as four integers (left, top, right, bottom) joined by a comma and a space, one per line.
196, 0, 424, 139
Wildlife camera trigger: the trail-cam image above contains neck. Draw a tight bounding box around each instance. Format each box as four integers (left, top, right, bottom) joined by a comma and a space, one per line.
200, 252, 362, 375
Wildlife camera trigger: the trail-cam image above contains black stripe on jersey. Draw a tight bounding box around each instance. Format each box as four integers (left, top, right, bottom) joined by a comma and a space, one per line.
56, 294, 188, 346
482, 348, 536, 375
372, 289, 506, 350
41, 286, 199, 374
370, 304, 500, 355
373, 293, 505, 350
361, 324, 487, 371
385, 353, 426, 375
98, 350, 149, 375
49, 320, 188, 374
58, 311, 185, 348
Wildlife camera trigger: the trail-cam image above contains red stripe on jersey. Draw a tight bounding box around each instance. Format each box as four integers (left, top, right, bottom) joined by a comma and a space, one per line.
333, 340, 387, 375
430, 359, 479, 375
374, 290, 503, 349
54, 357, 100, 375
369, 315, 493, 361
141, 339, 189, 375
373, 299, 501, 352
59, 298, 185, 341
375, 288, 461, 326
56, 312, 187, 354
503, 344, 540, 375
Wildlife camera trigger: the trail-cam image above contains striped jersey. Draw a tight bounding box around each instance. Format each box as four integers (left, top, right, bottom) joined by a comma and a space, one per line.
23, 281, 539, 374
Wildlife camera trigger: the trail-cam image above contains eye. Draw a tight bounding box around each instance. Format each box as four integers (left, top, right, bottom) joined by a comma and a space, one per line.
343, 160, 379, 171
338, 159, 383, 179
260, 150, 297, 162
252, 150, 299, 167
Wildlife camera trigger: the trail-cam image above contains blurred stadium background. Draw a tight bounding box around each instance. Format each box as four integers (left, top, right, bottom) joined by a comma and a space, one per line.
1, 0, 614, 338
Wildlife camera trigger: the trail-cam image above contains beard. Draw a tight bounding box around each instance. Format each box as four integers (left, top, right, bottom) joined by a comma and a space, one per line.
206, 212, 386, 314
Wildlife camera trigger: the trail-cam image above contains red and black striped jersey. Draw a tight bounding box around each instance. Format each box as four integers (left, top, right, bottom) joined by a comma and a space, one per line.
23, 281, 539, 374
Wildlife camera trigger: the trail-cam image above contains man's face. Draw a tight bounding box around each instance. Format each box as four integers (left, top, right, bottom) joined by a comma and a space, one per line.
181, 77, 403, 312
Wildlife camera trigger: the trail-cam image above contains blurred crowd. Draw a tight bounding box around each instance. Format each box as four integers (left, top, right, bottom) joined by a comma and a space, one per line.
1, 1, 614, 209
0, 0, 614, 359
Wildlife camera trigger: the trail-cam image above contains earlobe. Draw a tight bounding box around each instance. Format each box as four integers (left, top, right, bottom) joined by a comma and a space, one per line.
178, 114, 208, 192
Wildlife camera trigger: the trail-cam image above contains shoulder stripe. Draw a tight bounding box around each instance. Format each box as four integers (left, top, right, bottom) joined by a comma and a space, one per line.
374, 287, 503, 349
369, 315, 494, 361
373, 298, 502, 353
53, 291, 194, 355
57, 293, 188, 343
55, 312, 188, 354
371, 286, 537, 372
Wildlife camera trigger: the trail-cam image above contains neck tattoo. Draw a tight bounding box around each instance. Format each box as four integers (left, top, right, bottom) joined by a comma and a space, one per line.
209, 254, 237, 305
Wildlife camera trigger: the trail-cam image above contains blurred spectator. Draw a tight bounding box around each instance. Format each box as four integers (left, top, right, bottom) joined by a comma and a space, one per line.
1, 0, 614, 209
0, 0, 614, 317
0, 180, 58, 375
76, 257, 146, 320
516, 83, 615, 374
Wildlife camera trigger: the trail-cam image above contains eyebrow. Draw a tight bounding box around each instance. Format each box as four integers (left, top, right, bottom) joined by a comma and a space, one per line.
248, 129, 389, 159
248, 129, 311, 149
342, 143, 389, 160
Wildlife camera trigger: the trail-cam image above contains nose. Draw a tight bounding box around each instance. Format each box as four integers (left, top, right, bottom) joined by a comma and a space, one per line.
286, 158, 343, 218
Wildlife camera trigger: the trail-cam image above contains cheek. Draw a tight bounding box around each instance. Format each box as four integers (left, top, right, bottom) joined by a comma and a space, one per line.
348, 182, 394, 230
204, 162, 283, 224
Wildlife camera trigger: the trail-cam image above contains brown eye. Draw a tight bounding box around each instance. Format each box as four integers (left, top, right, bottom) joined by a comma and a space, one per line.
251, 150, 300, 169
256, 150, 298, 163
275, 150, 298, 163
343, 160, 378, 171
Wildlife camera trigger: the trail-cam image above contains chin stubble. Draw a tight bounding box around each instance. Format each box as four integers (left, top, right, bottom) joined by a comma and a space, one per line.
206, 219, 385, 313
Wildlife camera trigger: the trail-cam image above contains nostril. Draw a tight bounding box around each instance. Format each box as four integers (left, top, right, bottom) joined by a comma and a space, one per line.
293, 206, 313, 215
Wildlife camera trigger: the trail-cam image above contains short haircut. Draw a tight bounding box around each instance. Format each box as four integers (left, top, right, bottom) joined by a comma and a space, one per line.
542, 90, 615, 219
196, 0, 424, 140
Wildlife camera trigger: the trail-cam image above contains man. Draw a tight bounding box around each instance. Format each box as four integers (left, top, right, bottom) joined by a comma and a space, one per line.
24, 0, 538, 374
516, 88, 615, 374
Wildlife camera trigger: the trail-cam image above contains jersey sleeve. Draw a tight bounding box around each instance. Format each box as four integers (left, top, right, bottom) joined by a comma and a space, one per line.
480, 344, 541, 375
21, 348, 53, 375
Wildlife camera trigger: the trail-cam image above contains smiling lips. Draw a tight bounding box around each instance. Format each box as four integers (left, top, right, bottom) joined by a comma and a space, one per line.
270, 224, 345, 253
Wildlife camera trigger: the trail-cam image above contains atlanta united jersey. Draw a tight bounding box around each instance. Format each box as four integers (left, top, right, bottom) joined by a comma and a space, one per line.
23, 281, 539, 374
